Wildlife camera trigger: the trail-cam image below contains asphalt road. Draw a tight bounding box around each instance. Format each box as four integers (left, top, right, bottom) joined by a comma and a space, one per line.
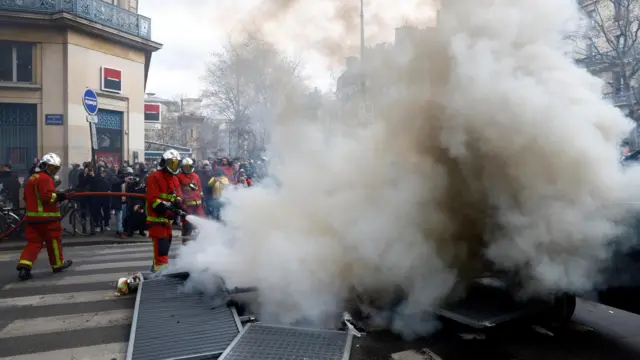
0, 239, 639, 359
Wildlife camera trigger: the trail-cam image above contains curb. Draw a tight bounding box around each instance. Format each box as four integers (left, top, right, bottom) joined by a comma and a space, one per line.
0, 238, 152, 252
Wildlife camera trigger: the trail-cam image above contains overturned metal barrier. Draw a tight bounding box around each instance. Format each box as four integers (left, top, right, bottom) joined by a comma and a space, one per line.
218, 323, 353, 360
126, 275, 243, 360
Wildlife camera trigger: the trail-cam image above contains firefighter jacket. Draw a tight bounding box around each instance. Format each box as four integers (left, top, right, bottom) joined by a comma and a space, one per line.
23, 172, 60, 222
177, 172, 204, 206
145, 169, 182, 225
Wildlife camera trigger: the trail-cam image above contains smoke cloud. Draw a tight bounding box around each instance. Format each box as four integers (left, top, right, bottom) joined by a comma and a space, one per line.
176, 0, 640, 338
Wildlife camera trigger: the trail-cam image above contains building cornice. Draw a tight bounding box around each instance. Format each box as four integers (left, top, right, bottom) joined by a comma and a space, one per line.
0, 11, 162, 52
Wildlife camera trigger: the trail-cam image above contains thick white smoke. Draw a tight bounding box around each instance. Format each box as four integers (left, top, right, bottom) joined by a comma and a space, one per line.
176, 0, 640, 338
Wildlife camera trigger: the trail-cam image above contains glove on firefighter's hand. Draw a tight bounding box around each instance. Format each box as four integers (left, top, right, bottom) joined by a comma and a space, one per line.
173, 197, 183, 209
55, 192, 67, 202
154, 201, 171, 214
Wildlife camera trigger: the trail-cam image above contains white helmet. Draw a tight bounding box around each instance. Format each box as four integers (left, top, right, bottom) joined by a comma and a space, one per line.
159, 149, 181, 174
181, 157, 195, 174
39, 153, 62, 175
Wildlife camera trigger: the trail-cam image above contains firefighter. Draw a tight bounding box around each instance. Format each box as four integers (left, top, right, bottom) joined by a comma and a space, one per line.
145, 149, 183, 272
176, 158, 204, 244
17, 153, 72, 281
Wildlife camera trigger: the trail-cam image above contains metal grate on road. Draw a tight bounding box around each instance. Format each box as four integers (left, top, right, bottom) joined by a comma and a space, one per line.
218, 323, 353, 360
126, 276, 243, 360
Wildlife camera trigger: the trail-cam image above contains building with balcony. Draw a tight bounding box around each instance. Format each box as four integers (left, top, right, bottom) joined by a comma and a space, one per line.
0, 0, 162, 175
574, 0, 640, 114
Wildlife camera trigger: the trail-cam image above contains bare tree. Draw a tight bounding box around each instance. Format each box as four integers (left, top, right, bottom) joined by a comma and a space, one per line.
574, 0, 640, 111
201, 33, 305, 158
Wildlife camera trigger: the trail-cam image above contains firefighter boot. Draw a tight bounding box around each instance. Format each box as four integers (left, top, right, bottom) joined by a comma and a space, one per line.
53, 260, 73, 273
17, 267, 32, 281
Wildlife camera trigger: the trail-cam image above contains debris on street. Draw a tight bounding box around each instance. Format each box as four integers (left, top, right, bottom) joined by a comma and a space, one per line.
116, 272, 143, 295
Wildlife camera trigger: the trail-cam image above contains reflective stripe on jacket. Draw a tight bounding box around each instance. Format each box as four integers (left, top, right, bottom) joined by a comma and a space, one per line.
145, 169, 182, 224
23, 173, 60, 222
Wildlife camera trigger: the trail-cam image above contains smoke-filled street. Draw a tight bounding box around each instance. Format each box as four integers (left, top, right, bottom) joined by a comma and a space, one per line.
354, 300, 640, 360
3, 0, 640, 358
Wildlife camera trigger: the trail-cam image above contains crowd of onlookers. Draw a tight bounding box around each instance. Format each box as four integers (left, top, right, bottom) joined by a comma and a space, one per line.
0, 155, 268, 238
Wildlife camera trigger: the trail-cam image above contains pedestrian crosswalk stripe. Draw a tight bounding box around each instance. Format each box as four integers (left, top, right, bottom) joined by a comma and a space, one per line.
31, 260, 150, 274
0, 342, 127, 360
0, 309, 132, 338
0, 244, 183, 262
0, 243, 182, 358
2, 273, 128, 290
0, 290, 123, 309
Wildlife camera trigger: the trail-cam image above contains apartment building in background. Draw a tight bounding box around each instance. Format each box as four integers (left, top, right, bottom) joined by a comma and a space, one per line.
575, 0, 640, 114
0, 0, 162, 174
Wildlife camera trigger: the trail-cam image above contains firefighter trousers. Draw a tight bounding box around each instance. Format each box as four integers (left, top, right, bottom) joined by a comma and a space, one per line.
149, 223, 172, 272
181, 205, 204, 237
17, 222, 64, 270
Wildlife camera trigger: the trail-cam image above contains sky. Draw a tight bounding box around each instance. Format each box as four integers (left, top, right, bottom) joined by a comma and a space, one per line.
138, 0, 438, 99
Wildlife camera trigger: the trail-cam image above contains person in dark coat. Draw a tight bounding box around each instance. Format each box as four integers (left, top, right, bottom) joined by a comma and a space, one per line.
0, 164, 21, 209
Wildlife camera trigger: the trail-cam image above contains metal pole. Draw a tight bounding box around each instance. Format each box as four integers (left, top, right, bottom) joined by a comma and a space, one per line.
360, 0, 365, 102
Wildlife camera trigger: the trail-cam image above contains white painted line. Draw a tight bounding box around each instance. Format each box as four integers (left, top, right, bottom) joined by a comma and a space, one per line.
0, 245, 151, 262
0, 290, 125, 309
2, 273, 128, 289
0, 342, 127, 360
31, 260, 150, 274
391, 349, 443, 360
0, 309, 132, 338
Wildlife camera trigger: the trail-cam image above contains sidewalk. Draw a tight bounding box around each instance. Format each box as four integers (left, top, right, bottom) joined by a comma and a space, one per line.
0, 230, 181, 252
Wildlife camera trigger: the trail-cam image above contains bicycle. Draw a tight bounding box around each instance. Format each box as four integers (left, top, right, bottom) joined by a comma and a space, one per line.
60, 199, 89, 236
0, 200, 24, 239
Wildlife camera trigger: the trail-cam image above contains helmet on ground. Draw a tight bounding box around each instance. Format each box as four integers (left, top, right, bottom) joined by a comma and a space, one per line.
38, 153, 62, 176
159, 149, 181, 174
181, 158, 195, 174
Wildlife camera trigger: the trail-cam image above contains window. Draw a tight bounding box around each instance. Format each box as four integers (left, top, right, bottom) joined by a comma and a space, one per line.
587, 10, 595, 28
616, 33, 626, 50
0, 41, 33, 83
614, 0, 624, 19
586, 41, 594, 56
613, 71, 627, 95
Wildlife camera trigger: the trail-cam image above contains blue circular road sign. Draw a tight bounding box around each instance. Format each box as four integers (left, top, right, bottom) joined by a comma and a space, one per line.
82, 88, 99, 115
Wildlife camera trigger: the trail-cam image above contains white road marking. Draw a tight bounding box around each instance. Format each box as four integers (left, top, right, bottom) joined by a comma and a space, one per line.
391, 349, 443, 360
0, 309, 132, 338
0, 342, 127, 360
0, 290, 126, 309
2, 273, 127, 289
31, 260, 150, 274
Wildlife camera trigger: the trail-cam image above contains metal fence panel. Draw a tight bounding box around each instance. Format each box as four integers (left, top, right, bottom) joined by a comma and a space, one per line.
218, 323, 353, 360
127, 277, 242, 360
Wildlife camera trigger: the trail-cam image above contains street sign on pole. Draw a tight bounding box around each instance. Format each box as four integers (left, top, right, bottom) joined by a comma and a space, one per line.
83, 88, 99, 165
90, 122, 98, 150
82, 88, 98, 116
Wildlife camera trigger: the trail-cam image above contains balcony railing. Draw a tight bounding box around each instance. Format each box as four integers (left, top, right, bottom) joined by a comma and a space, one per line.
0, 0, 151, 40
576, 46, 640, 68
603, 88, 638, 106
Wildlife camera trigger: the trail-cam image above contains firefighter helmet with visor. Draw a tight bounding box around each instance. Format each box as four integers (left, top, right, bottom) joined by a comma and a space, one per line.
159, 149, 181, 174
181, 158, 195, 174
38, 153, 62, 176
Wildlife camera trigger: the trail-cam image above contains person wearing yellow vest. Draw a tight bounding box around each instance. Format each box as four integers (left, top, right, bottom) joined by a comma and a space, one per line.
16, 153, 72, 281
207, 168, 229, 221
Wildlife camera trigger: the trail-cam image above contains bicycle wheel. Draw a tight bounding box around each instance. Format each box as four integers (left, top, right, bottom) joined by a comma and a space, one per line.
69, 209, 89, 236
0, 211, 23, 239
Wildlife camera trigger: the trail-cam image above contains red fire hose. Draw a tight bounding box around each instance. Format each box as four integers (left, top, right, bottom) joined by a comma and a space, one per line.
0, 192, 147, 240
